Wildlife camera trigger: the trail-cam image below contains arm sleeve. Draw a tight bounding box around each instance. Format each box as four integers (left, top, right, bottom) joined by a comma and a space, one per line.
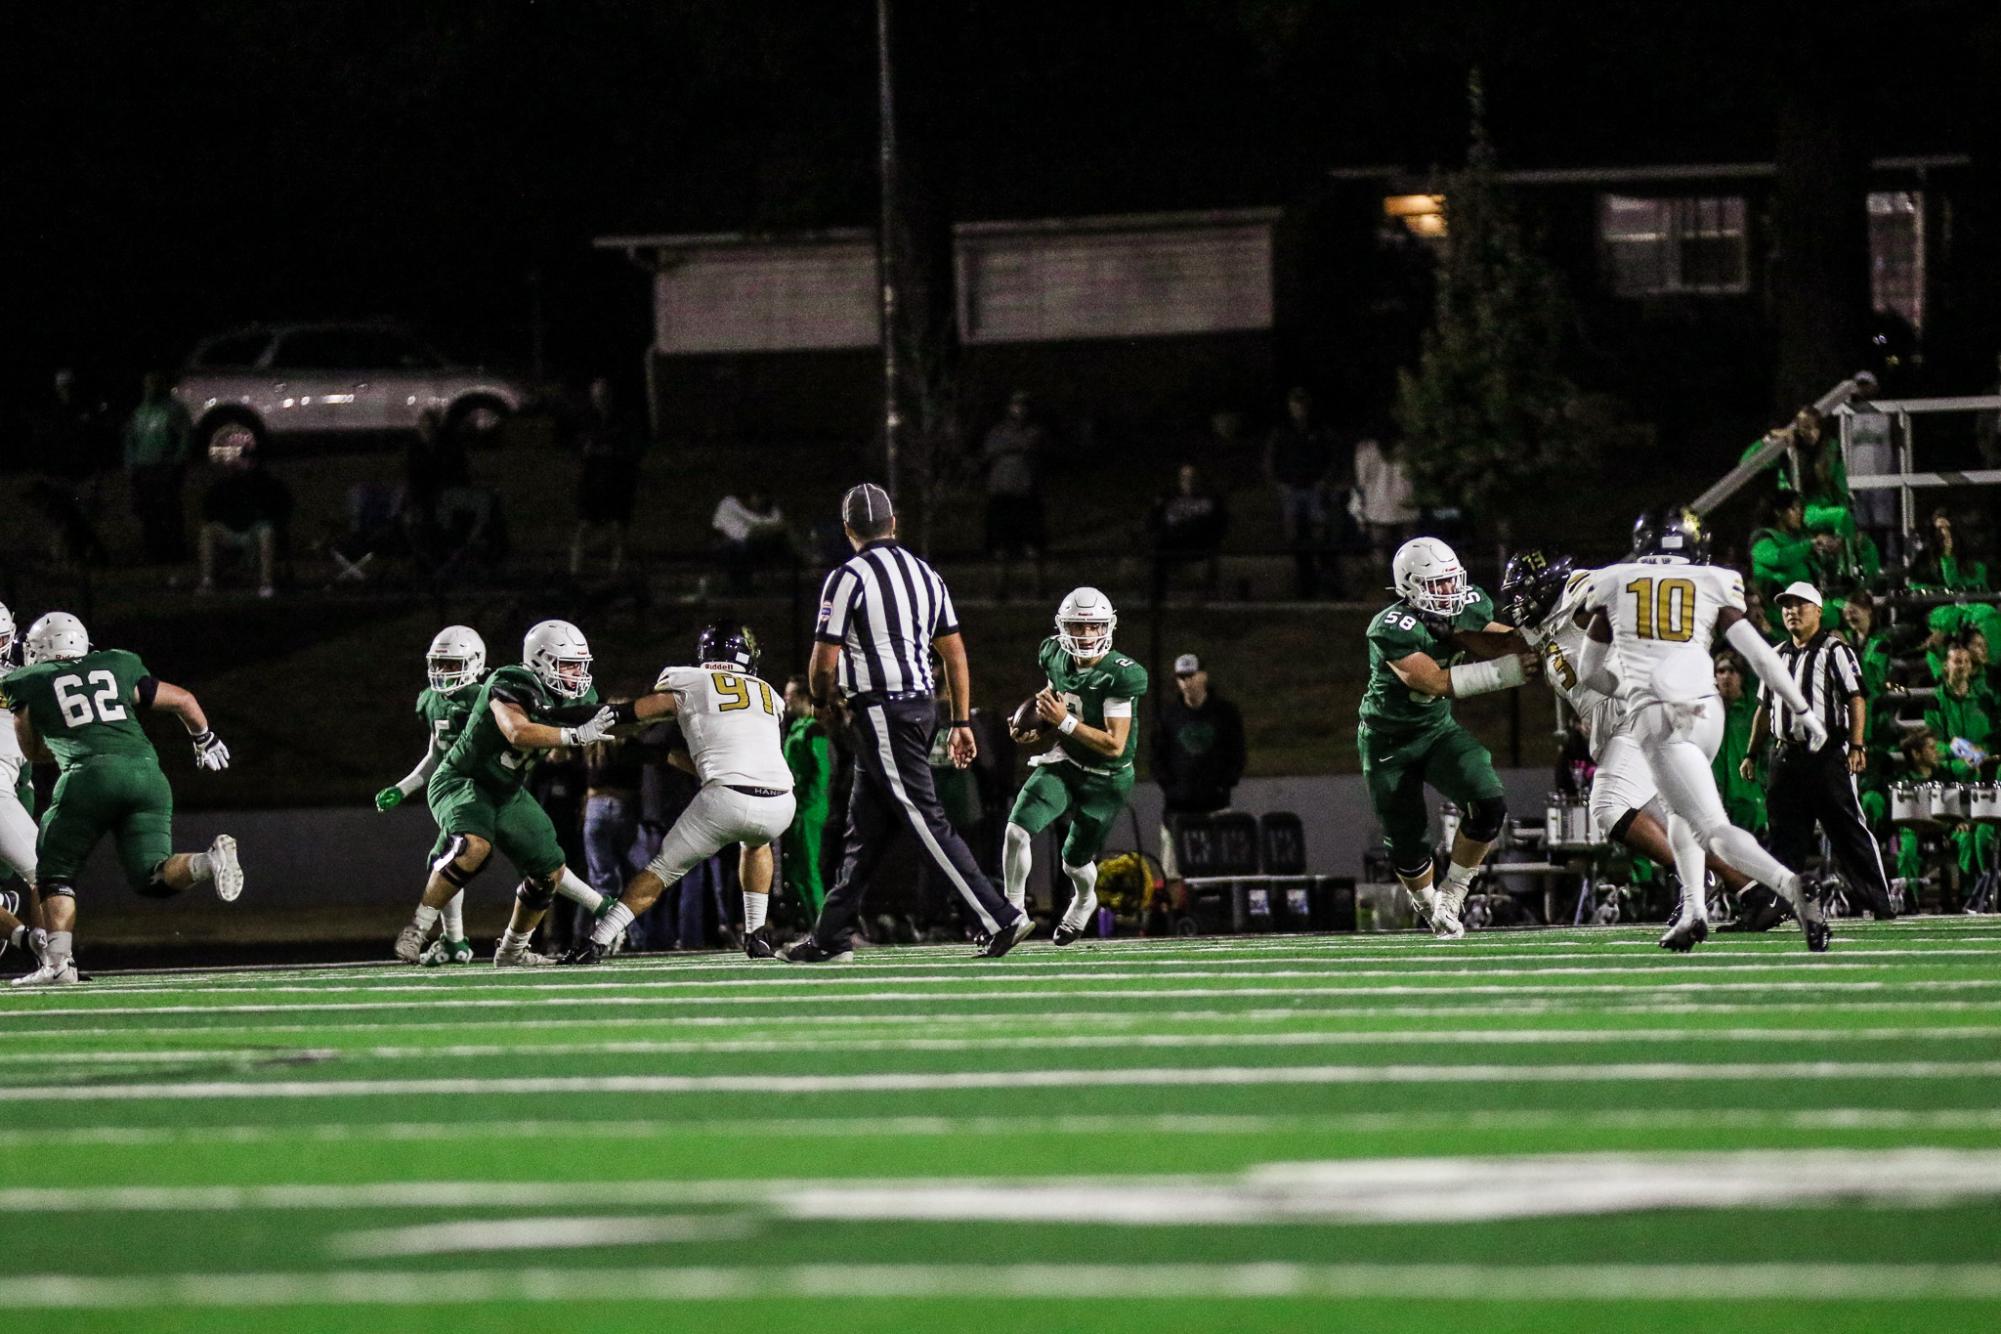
1577, 630, 1617, 697
1102, 697, 1134, 719
1831, 643, 1862, 696
1725, 617, 1811, 716
395, 746, 442, 798
816, 569, 859, 644
134, 675, 160, 710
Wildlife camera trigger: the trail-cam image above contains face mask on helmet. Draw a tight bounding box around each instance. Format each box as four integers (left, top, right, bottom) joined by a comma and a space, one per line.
428, 655, 478, 693
1059, 618, 1113, 659
543, 655, 592, 698
1404, 568, 1469, 617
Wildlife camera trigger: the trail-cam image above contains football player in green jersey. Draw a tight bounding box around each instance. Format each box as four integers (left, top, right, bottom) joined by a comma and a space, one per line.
1, 612, 242, 987
1360, 539, 1537, 939
376, 625, 487, 965
1003, 587, 1149, 945
393, 620, 618, 966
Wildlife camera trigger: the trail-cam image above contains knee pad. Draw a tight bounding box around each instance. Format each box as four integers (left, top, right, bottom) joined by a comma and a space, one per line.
1391, 853, 1435, 882
40, 881, 76, 901
435, 837, 486, 888
515, 878, 556, 911
1605, 807, 1641, 845
1460, 795, 1507, 844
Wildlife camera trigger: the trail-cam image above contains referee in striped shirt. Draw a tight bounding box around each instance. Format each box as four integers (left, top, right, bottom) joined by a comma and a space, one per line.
1741, 581, 1894, 919
778, 483, 1033, 962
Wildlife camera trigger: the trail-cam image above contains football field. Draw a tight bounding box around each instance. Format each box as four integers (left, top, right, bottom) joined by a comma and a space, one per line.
3, 919, 1999, 1333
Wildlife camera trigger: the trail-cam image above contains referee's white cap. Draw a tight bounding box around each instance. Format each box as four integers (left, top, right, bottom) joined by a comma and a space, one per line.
1777, 581, 1822, 607
841, 482, 895, 528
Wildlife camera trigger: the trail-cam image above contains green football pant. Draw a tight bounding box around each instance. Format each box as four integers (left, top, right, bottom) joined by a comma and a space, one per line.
1007, 762, 1134, 866
1358, 720, 1505, 871
782, 806, 827, 913
428, 777, 566, 881
37, 757, 175, 891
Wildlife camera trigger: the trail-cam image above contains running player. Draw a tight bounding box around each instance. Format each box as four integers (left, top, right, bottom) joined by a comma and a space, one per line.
1500, 549, 1762, 940
564, 619, 795, 964
1576, 509, 1833, 951
1002, 587, 1148, 945
0, 612, 242, 987
377, 625, 487, 965
1360, 538, 1538, 939
393, 619, 619, 966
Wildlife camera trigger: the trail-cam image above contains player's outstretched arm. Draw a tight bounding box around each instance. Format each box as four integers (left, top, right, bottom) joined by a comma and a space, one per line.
490, 698, 617, 752
376, 744, 443, 812
147, 679, 230, 771
1718, 607, 1824, 748
1390, 650, 1528, 700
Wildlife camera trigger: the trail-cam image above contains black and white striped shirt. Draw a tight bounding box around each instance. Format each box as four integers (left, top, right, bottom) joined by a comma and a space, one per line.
1760, 630, 1864, 748
815, 540, 959, 697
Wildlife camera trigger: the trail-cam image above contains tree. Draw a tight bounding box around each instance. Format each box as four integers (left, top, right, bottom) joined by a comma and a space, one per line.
1394, 72, 1643, 536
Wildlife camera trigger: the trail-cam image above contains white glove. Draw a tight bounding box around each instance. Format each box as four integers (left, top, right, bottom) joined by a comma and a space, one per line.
192, 729, 231, 771
1795, 711, 1829, 753
563, 706, 618, 747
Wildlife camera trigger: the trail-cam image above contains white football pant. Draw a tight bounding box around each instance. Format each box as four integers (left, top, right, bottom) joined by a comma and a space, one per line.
1631, 696, 1798, 916
0, 781, 36, 885
646, 785, 796, 887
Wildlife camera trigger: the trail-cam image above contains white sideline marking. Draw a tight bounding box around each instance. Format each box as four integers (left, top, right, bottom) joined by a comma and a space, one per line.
10, 978, 2000, 1020
5, 1106, 2001, 1152
2, 1059, 1998, 1104
7, 1025, 1998, 1069
3, 1262, 1999, 1308
330, 1214, 755, 1258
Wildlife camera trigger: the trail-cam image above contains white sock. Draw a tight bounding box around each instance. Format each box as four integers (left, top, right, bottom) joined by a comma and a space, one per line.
188, 852, 213, 884
1668, 814, 1709, 924
743, 891, 768, 933
413, 904, 441, 933
441, 892, 465, 942
1705, 824, 1800, 904
1061, 861, 1099, 924
1002, 824, 1032, 911
499, 927, 533, 952
44, 930, 73, 969
1442, 860, 1479, 893
555, 868, 604, 912
591, 902, 635, 947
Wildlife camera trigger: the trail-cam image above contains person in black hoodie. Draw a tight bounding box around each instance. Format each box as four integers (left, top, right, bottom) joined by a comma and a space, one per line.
1151, 653, 1246, 878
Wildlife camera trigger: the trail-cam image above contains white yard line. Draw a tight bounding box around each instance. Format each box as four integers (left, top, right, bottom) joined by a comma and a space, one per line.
3, 1262, 1999, 1307
2, 1059, 1998, 1104
7, 1025, 1999, 1068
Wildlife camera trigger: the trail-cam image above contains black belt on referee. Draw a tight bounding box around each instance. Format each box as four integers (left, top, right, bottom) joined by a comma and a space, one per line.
847, 689, 932, 705
727, 785, 788, 798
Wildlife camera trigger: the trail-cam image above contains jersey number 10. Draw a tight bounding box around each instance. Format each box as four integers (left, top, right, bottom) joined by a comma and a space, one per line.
1624, 577, 1698, 642
53, 671, 130, 728
711, 673, 776, 715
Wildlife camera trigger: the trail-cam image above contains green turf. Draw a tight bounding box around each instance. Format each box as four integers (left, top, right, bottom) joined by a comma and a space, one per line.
3, 920, 1999, 1331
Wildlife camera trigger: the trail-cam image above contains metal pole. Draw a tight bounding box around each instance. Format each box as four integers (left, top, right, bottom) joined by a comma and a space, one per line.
875, 0, 901, 500
1898, 409, 1914, 536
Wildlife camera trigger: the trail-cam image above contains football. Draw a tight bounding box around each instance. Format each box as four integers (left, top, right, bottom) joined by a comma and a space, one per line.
1009, 696, 1046, 741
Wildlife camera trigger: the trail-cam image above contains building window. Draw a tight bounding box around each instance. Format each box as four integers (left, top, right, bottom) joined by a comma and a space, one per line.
1598, 194, 1748, 296
1868, 190, 1924, 333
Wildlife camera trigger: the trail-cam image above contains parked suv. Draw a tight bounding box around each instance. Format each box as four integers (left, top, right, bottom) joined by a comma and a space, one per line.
173, 323, 530, 453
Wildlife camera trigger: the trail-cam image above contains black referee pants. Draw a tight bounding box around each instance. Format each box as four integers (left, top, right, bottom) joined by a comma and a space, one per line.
813, 696, 1018, 949
1768, 745, 1895, 918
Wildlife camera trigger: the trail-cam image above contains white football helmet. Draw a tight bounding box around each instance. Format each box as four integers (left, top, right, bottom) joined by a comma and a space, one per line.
1392, 538, 1475, 617
23, 612, 90, 665
426, 625, 487, 694
0, 601, 13, 660
523, 619, 592, 699
1055, 587, 1117, 660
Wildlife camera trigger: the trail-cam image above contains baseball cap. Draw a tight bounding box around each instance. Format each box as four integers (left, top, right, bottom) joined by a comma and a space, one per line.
841, 482, 894, 528
1776, 581, 1822, 608
1173, 653, 1202, 676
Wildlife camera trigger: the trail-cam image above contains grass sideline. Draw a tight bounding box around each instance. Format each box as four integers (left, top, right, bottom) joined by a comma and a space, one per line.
2, 918, 1997, 1332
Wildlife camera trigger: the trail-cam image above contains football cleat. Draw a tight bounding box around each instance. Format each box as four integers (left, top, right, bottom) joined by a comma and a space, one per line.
560, 938, 609, 966
10, 958, 79, 988
1658, 916, 1709, 953
1435, 881, 1469, 926
1797, 876, 1832, 953
1053, 888, 1097, 946
393, 923, 430, 964
207, 834, 243, 902
777, 937, 855, 964
420, 937, 474, 966
1405, 884, 1439, 931
1429, 905, 1466, 941
743, 925, 777, 960
976, 913, 1036, 959
493, 938, 557, 967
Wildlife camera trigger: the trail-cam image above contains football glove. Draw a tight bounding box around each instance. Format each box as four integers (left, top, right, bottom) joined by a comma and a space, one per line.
374, 786, 405, 812
1795, 711, 1829, 753
564, 705, 619, 747
191, 730, 231, 771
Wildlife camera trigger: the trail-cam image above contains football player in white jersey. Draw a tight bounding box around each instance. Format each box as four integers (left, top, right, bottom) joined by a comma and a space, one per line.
0, 602, 47, 969
563, 619, 796, 963
1501, 551, 1760, 934
1574, 510, 1833, 951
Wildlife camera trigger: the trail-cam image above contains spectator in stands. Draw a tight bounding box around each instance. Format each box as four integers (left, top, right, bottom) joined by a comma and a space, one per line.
781, 676, 831, 918
1926, 643, 1993, 781
1151, 653, 1247, 880
568, 377, 648, 578
1351, 426, 1418, 582
981, 389, 1049, 599
197, 437, 291, 598
1750, 492, 1812, 618
122, 370, 194, 564
1714, 652, 1765, 835
1842, 593, 1894, 696
1148, 463, 1229, 596
1907, 508, 1990, 592
1791, 407, 1849, 508
711, 491, 794, 593
1264, 386, 1344, 598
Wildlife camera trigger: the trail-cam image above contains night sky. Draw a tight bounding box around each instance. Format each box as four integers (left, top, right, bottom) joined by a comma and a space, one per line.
14, 0, 1994, 397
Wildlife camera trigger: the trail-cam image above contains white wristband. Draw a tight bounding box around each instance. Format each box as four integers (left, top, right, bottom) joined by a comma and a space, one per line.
1449, 654, 1526, 699
559, 728, 577, 747
1058, 714, 1080, 736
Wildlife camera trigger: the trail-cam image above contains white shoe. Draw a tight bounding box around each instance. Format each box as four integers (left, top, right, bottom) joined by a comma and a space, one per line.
1052, 888, 1098, 946
493, 939, 556, 967
1406, 885, 1439, 930
207, 834, 243, 902
1430, 907, 1466, 940
1436, 881, 1469, 924
11, 958, 79, 988
394, 923, 429, 964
